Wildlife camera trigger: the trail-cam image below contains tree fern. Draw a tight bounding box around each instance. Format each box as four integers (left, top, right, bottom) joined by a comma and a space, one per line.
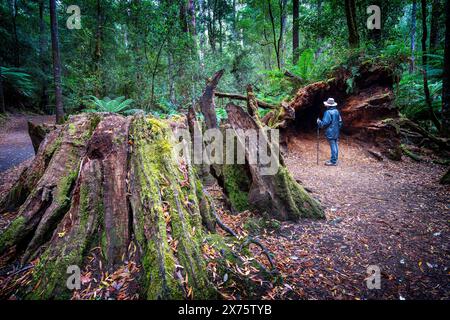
0, 66, 35, 97
84, 95, 139, 115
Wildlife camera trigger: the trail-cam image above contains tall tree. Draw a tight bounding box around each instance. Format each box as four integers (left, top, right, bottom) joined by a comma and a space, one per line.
410, 0, 417, 73
49, 0, 64, 123
39, 0, 48, 111
278, 0, 288, 68
421, 0, 441, 130
429, 0, 442, 52
10, 0, 20, 66
267, 0, 288, 69
0, 66, 5, 113
93, 0, 103, 97
292, 0, 299, 64
187, 0, 196, 36
442, 0, 450, 136
344, 0, 359, 48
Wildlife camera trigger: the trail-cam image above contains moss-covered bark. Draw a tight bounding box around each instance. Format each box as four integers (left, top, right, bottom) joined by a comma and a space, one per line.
0, 113, 219, 300
129, 116, 215, 299
225, 103, 325, 220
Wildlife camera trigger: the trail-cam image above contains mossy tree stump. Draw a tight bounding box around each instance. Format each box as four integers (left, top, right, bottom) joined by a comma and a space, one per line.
0, 113, 216, 299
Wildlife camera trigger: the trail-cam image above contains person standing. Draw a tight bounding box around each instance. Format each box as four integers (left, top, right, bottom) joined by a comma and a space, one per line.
317, 98, 343, 166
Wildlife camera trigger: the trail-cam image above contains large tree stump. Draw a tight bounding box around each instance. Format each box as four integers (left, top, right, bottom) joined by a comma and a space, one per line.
0, 113, 218, 299
225, 104, 324, 220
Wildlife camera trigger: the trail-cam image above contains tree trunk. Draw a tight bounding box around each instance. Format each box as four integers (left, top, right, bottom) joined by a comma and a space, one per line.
292, 0, 299, 64
199, 69, 224, 129
0, 67, 5, 113
429, 0, 442, 52
93, 0, 103, 97
49, 0, 64, 124
187, 0, 196, 36
0, 114, 220, 299
10, 0, 20, 66
278, 0, 288, 68
442, 0, 450, 136
196, 72, 323, 220
215, 91, 277, 109
267, 0, 280, 69
410, 0, 417, 73
39, 0, 49, 112
344, 0, 359, 48
225, 103, 324, 220
421, 0, 441, 131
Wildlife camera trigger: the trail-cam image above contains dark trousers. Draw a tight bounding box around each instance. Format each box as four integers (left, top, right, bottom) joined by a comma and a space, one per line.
327, 139, 339, 164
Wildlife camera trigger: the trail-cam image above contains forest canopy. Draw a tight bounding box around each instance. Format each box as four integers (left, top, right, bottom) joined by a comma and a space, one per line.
0, 0, 448, 134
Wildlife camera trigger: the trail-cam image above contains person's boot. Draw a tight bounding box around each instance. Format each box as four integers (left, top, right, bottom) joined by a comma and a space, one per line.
324, 161, 337, 166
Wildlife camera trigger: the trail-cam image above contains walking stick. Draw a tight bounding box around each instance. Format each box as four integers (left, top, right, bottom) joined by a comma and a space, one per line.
316, 126, 319, 165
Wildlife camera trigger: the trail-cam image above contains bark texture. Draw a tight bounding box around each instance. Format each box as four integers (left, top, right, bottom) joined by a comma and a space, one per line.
225, 103, 324, 220
344, 0, 359, 48
442, 0, 450, 137
0, 113, 217, 299
49, 0, 64, 123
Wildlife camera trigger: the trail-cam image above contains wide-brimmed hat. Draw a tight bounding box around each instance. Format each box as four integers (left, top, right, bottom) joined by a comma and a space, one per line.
323, 98, 337, 107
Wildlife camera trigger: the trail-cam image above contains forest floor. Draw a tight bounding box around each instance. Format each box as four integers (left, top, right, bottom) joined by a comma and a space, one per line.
217, 133, 449, 300
0, 114, 54, 172
0, 116, 448, 300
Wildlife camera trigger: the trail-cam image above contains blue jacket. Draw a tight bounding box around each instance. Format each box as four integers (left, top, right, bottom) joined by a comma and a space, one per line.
318, 107, 343, 140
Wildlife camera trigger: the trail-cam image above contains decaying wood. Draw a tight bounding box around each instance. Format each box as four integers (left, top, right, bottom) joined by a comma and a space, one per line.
225, 103, 324, 220
0, 114, 221, 299
27, 121, 55, 154
395, 118, 449, 150
287, 62, 403, 159
215, 91, 277, 109
261, 101, 296, 129
199, 69, 224, 129
283, 70, 304, 85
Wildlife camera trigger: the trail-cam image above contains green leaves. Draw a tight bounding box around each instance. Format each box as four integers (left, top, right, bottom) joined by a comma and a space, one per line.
84, 96, 137, 115
0, 66, 35, 98
295, 48, 315, 79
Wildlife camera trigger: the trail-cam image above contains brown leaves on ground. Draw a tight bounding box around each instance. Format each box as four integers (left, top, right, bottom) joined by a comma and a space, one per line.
72, 242, 141, 300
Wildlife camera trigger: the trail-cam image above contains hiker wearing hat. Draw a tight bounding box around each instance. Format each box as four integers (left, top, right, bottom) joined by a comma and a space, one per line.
317, 98, 343, 166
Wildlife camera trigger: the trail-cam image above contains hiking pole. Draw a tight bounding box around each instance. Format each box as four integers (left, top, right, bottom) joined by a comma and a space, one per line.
316, 126, 319, 165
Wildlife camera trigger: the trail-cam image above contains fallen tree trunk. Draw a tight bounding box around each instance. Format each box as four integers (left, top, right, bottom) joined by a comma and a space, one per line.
287, 62, 402, 160
0, 113, 225, 299
215, 91, 277, 109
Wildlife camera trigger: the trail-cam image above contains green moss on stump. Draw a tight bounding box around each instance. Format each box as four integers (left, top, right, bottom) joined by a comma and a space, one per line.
274, 167, 325, 220
130, 116, 216, 299
223, 164, 251, 212
0, 216, 25, 253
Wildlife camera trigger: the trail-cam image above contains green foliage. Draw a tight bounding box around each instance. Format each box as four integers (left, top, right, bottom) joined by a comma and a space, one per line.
83, 96, 139, 115
291, 48, 315, 80
395, 52, 443, 125
1, 66, 35, 98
